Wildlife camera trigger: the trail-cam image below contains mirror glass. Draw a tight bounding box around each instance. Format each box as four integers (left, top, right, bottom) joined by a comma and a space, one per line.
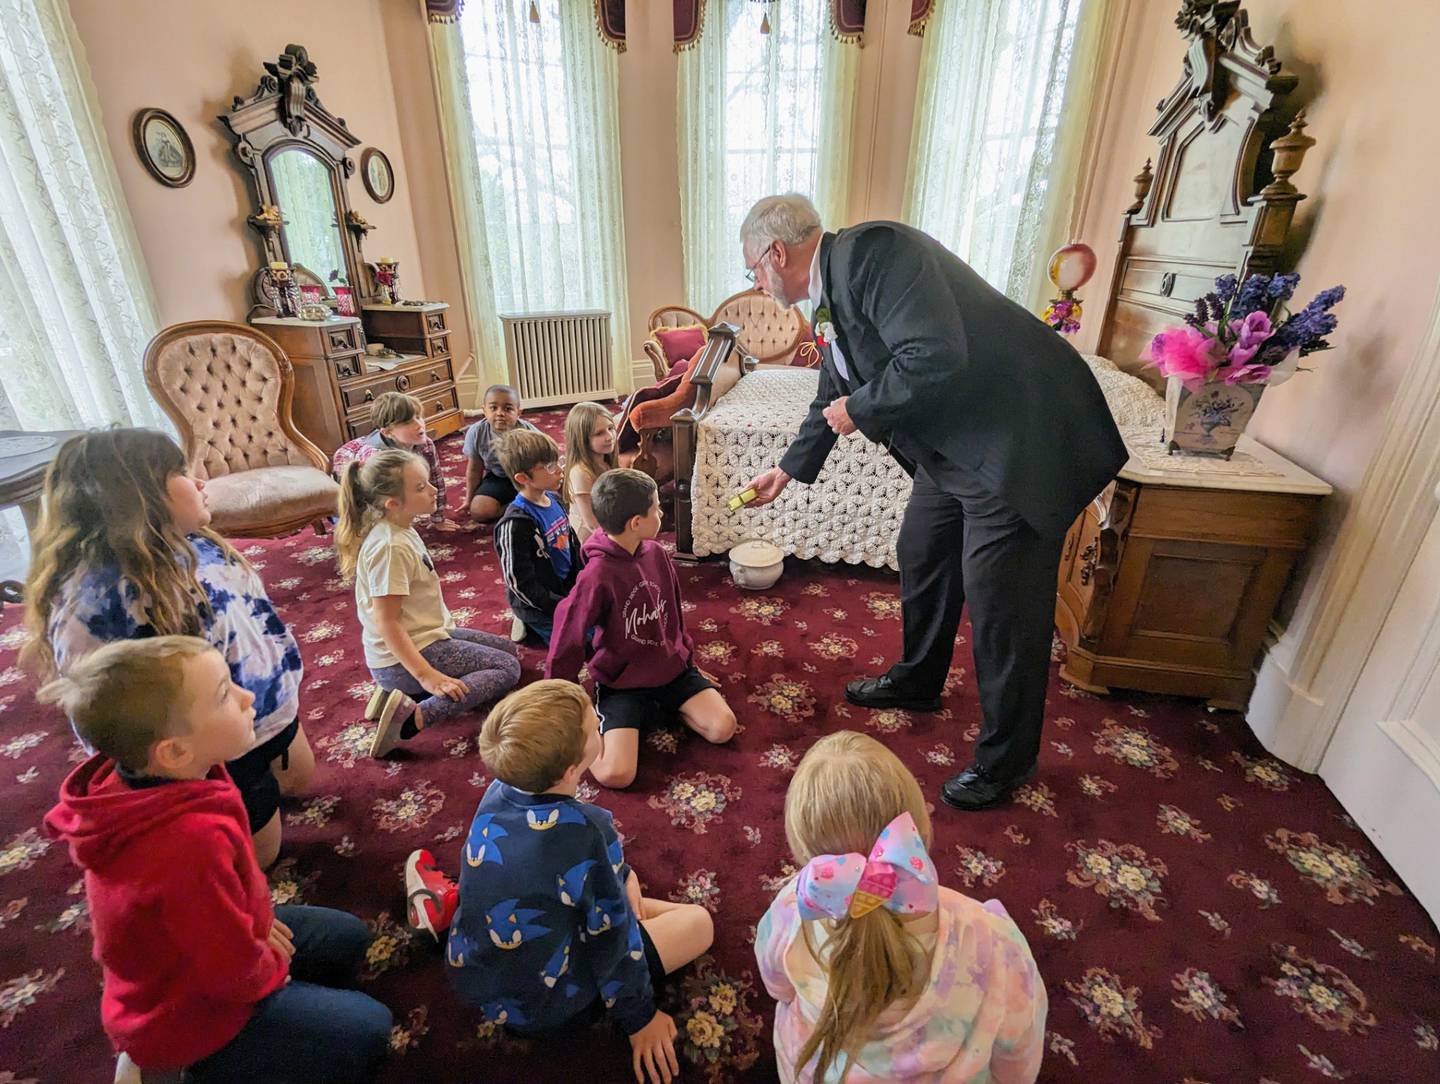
268, 147, 347, 286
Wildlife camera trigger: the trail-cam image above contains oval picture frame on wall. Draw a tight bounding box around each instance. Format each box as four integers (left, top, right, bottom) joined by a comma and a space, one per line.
132, 108, 195, 188
360, 147, 394, 204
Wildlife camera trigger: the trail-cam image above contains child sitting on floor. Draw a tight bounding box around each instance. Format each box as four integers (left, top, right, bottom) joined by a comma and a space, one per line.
756, 731, 1047, 1083
336, 449, 521, 759
402, 680, 713, 1084
546, 468, 736, 789
562, 401, 618, 543
493, 428, 581, 645
332, 391, 447, 525
42, 636, 392, 1083
463, 383, 539, 523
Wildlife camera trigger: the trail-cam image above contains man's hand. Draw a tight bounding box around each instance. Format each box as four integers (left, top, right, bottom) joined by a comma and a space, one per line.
267, 918, 296, 959
822, 396, 856, 436
629, 1010, 680, 1084
745, 466, 792, 507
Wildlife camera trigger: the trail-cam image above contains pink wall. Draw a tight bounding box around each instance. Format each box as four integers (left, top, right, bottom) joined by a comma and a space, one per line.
69, 0, 428, 328
1073, 0, 1440, 501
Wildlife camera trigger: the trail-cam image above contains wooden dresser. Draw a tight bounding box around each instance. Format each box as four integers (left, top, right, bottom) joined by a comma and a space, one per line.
1054, 433, 1331, 711
253, 304, 462, 456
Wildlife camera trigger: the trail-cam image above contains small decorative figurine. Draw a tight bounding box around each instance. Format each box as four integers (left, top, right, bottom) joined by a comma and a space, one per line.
269, 261, 302, 318
374, 257, 400, 304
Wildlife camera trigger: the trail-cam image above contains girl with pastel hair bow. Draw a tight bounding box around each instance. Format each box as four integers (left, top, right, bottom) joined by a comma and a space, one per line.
755, 732, 1047, 1083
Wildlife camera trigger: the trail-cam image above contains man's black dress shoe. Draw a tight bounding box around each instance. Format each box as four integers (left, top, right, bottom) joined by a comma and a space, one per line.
940, 763, 1036, 811
844, 675, 942, 713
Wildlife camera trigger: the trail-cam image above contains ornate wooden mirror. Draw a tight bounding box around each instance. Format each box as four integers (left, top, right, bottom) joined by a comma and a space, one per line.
220, 45, 374, 312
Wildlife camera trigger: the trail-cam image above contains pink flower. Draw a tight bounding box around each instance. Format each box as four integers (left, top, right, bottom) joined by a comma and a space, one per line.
1223, 363, 1272, 385
1146, 326, 1222, 391
1226, 311, 1275, 366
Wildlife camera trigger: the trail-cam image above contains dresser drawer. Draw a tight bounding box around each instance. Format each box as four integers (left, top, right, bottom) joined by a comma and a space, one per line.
340, 358, 452, 411
324, 324, 362, 357
331, 353, 365, 381
425, 310, 448, 336
347, 382, 458, 434
418, 385, 460, 420
424, 334, 450, 359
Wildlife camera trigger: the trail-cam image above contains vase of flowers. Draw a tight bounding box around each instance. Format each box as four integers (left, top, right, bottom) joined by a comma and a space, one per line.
1146, 271, 1344, 458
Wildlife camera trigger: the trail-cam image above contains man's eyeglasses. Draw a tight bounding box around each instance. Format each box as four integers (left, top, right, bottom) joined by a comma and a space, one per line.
744, 248, 773, 285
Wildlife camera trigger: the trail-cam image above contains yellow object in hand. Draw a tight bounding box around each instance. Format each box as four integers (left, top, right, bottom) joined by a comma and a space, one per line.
727, 487, 758, 512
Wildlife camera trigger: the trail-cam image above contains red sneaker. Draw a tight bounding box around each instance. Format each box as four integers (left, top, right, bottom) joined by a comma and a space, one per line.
404, 848, 458, 940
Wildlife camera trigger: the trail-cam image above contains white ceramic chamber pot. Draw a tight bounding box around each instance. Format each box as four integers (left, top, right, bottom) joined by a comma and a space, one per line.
728, 539, 784, 590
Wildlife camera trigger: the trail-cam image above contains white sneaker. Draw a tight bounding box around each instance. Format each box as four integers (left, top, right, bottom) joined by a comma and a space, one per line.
369, 688, 418, 759
510, 615, 527, 643
363, 685, 387, 722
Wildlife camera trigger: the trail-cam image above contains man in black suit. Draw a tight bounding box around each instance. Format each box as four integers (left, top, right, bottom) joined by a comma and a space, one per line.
742, 194, 1126, 810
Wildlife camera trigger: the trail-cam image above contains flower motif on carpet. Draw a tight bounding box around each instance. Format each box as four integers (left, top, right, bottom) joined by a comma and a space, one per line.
1004, 825, 1031, 846
758, 744, 798, 772
648, 772, 741, 834
747, 676, 815, 723
822, 607, 848, 622
1264, 943, 1377, 1034
695, 641, 737, 666
648, 729, 681, 754
1064, 967, 1162, 1048
1416, 1022, 1438, 1051
361, 912, 417, 980
1033, 898, 1081, 941
313, 649, 346, 667
0, 828, 51, 876
0, 899, 26, 929
0, 667, 25, 688
287, 794, 341, 828
670, 869, 722, 912
428, 544, 458, 562
1298, 1044, 1347, 1079
1046, 1031, 1079, 1066
1230, 751, 1297, 791
1066, 840, 1168, 921
293, 544, 336, 566
1093, 721, 1180, 779
1199, 910, 1232, 936
457, 1017, 532, 1054
862, 591, 901, 620
1014, 782, 1058, 817
729, 596, 789, 626
0, 732, 44, 760
923, 743, 956, 767
751, 639, 785, 658
743, 826, 762, 846
35, 896, 88, 936
1328, 928, 1375, 960
954, 846, 1007, 888
1171, 968, 1242, 1026
1078, 774, 1118, 800
1216, 793, 1244, 812
801, 582, 829, 596
865, 708, 912, 735
759, 861, 797, 894
674, 957, 764, 1083
389, 1005, 429, 1054
373, 780, 445, 832
1228, 870, 1282, 908
1264, 828, 1404, 906
1157, 804, 1211, 842
443, 736, 471, 758
316, 721, 377, 769
0, 969, 64, 1028
268, 857, 320, 906
299, 619, 345, 643
0, 625, 32, 650
810, 633, 858, 660
334, 835, 357, 857
1400, 933, 1436, 961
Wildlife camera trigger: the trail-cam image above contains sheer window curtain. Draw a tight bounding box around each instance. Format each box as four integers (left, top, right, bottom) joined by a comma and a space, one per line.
678, 0, 858, 315
904, 0, 1114, 309
0, 0, 165, 574
428, 0, 631, 394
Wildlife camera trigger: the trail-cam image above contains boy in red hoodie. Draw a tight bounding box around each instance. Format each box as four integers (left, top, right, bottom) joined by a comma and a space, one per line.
546, 469, 736, 788
43, 636, 392, 1082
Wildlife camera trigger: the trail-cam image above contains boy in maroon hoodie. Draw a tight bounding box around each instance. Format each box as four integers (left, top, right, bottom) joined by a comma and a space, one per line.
43, 636, 392, 1082
546, 469, 736, 788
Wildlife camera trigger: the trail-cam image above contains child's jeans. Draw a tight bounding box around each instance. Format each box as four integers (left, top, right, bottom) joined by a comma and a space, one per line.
186, 905, 392, 1083
511, 601, 555, 645
369, 627, 522, 727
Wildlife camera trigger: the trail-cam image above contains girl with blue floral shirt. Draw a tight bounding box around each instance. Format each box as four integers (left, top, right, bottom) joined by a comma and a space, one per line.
23, 429, 310, 868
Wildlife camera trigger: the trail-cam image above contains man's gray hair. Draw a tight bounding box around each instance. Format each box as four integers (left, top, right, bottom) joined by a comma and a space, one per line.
740, 194, 822, 253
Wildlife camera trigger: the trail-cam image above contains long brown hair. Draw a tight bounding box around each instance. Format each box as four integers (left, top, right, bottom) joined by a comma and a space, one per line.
22, 429, 245, 678
784, 731, 933, 1083
560, 402, 617, 505
334, 448, 423, 582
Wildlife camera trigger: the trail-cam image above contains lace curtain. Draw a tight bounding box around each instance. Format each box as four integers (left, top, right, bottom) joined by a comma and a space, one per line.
0, 0, 164, 574
677, 0, 859, 315
904, 0, 1112, 308
429, 0, 631, 393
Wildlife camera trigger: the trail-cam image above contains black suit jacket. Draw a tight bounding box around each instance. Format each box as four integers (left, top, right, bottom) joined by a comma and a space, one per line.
778, 222, 1127, 537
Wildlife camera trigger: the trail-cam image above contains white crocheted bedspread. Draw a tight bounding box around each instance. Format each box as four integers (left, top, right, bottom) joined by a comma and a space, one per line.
689, 368, 911, 569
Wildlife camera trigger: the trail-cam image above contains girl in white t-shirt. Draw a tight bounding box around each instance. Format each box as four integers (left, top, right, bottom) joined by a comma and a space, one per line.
561, 401, 618, 543
337, 449, 521, 758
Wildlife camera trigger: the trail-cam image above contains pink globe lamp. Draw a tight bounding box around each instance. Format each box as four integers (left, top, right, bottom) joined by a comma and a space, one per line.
1042, 242, 1097, 335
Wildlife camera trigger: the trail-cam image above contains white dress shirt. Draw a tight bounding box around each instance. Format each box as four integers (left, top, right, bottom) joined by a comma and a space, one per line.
808, 240, 850, 383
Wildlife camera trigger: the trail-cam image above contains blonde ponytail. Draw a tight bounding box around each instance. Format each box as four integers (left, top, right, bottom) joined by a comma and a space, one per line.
334, 449, 421, 582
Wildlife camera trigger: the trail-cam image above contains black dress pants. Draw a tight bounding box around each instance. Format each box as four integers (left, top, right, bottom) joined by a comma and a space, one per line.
887, 456, 1064, 782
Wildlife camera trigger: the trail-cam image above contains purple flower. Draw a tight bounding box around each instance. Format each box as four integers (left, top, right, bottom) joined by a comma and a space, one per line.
1227, 311, 1275, 365
1212, 274, 1238, 305
1267, 273, 1301, 303
1234, 274, 1272, 319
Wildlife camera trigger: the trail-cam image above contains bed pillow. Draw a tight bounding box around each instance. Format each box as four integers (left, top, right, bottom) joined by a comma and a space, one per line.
652, 324, 708, 369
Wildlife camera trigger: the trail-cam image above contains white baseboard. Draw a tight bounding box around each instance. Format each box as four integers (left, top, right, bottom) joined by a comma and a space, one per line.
1248, 643, 1327, 772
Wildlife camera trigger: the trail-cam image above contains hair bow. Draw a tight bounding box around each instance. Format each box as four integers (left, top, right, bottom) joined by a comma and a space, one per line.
795, 812, 938, 921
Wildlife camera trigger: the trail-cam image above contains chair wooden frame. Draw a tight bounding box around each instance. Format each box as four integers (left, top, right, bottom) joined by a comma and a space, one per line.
642, 288, 809, 381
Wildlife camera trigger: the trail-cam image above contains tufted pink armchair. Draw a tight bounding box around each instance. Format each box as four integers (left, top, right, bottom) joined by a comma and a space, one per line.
144, 322, 340, 538
642, 289, 814, 382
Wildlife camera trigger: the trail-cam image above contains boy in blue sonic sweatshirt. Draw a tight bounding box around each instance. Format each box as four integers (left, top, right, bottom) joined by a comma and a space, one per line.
402, 680, 713, 1084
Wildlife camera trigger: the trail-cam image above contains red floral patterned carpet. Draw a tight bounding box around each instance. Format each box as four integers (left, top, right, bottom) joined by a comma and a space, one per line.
1, 412, 1437, 1084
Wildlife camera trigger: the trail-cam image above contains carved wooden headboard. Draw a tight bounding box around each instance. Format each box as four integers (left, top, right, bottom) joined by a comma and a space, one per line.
1098, 1, 1316, 385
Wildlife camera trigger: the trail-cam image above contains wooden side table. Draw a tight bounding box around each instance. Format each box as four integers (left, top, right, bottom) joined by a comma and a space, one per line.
0, 429, 85, 601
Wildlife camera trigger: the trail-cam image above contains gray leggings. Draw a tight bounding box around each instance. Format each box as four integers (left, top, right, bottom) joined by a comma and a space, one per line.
369, 628, 522, 728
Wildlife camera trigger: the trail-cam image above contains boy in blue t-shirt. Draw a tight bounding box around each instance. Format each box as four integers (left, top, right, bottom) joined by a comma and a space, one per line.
492, 429, 581, 644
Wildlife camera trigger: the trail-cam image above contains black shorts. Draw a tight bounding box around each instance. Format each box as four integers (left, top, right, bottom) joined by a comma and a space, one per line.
226, 717, 299, 833
474, 471, 517, 508
596, 665, 716, 733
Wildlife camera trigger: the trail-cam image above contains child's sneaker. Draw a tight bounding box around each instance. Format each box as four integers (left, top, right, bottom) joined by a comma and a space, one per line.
362, 685, 387, 722
369, 688, 418, 759
404, 848, 458, 940
509, 614, 527, 643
